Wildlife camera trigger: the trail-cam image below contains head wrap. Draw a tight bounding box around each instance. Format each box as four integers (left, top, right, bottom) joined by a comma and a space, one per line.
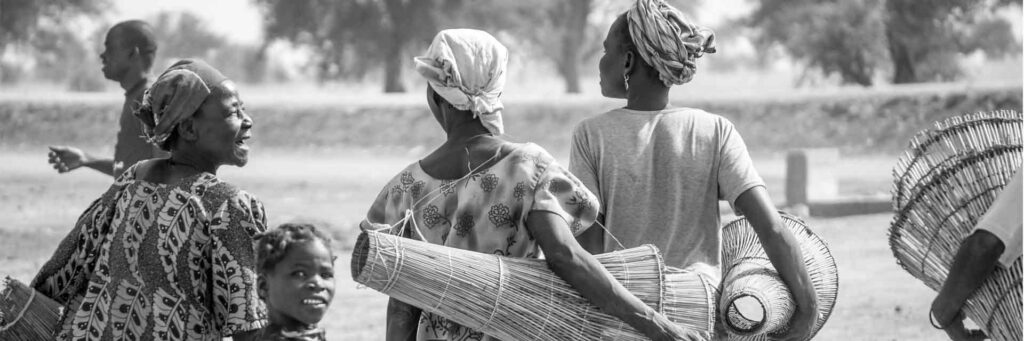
626, 0, 716, 86
136, 59, 229, 149
414, 29, 508, 135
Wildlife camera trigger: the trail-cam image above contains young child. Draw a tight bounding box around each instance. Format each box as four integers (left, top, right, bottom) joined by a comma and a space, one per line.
253, 223, 336, 341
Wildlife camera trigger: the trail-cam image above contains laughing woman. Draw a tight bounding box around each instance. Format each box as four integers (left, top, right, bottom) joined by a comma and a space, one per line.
32, 59, 268, 341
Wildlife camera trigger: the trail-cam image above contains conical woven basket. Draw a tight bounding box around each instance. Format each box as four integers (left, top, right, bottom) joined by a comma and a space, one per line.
351, 229, 717, 340
0, 276, 61, 341
889, 110, 1023, 341
718, 213, 839, 341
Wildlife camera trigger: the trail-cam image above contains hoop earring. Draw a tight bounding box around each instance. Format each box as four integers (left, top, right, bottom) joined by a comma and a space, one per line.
624, 73, 630, 92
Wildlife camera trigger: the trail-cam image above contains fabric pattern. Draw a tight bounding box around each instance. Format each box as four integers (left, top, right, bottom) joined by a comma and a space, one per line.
32, 163, 268, 340
367, 142, 599, 341
626, 0, 716, 86
413, 29, 508, 135
569, 107, 764, 270
136, 59, 229, 148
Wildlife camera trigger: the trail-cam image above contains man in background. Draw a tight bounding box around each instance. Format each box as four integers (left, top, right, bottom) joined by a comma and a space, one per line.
48, 20, 167, 178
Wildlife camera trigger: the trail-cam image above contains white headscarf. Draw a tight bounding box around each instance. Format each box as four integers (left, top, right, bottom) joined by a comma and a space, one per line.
414, 29, 508, 135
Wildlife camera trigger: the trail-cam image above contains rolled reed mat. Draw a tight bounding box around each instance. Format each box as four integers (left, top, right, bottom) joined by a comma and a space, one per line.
889, 110, 1022, 341
351, 229, 717, 340
0, 276, 61, 341
719, 213, 839, 341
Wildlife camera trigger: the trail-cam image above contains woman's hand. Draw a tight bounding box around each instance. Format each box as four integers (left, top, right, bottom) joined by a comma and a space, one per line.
734, 187, 819, 341
643, 310, 708, 341
526, 211, 708, 341
937, 314, 987, 341
770, 303, 817, 341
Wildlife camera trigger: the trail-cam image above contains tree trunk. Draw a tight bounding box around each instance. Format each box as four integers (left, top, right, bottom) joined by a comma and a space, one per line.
887, 27, 917, 84
885, 0, 918, 84
556, 0, 590, 94
383, 41, 406, 93
382, 0, 408, 93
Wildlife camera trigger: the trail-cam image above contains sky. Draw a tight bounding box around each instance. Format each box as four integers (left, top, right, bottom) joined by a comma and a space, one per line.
113, 0, 265, 44
111, 0, 750, 46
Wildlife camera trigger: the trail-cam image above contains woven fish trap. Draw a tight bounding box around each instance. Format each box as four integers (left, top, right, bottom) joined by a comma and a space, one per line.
0, 276, 61, 341
350, 229, 717, 340
888, 110, 1023, 341
718, 213, 839, 341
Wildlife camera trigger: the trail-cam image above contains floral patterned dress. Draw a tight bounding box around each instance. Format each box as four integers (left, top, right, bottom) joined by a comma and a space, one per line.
32, 164, 268, 340
367, 142, 599, 341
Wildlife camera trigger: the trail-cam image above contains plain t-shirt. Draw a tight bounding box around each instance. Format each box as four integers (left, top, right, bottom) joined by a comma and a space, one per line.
973, 167, 1023, 268
569, 107, 765, 269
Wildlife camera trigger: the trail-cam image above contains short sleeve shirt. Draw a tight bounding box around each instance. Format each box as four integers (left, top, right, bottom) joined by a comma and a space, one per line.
569, 107, 764, 269
367, 142, 599, 341
973, 167, 1023, 267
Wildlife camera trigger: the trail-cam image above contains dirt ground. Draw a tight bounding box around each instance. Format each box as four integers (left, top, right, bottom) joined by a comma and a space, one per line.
0, 148, 954, 340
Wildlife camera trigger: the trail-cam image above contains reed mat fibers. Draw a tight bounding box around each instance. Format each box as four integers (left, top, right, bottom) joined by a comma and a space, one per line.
889, 110, 1022, 341
718, 213, 839, 341
351, 229, 717, 340
0, 276, 61, 341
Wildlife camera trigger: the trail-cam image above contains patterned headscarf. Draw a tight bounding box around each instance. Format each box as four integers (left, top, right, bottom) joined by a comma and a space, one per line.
135, 59, 228, 149
414, 29, 508, 135
626, 0, 716, 86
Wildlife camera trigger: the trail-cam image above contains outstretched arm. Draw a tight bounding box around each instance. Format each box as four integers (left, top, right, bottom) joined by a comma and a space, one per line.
528, 210, 704, 341
48, 146, 114, 176
930, 230, 1002, 341
733, 186, 817, 341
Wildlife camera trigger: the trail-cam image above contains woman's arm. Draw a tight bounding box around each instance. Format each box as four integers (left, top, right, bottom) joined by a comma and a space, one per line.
527, 211, 703, 341
930, 230, 1002, 340
733, 187, 818, 341
386, 298, 422, 341
575, 213, 606, 254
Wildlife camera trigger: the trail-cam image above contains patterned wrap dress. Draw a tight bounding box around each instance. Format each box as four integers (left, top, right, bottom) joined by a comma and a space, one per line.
32, 164, 268, 340
367, 142, 600, 341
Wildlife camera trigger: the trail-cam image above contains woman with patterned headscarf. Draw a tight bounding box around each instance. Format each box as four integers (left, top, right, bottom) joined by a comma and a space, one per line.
32, 59, 268, 340
569, 0, 819, 339
366, 29, 702, 341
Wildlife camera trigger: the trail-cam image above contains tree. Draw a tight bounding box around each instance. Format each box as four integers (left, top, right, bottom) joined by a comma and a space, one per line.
255, 0, 458, 92
148, 11, 266, 83
747, 0, 889, 86
886, 0, 1021, 83
747, 0, 1021, 86
0, 0, 104, 52
0, 0, 106, 84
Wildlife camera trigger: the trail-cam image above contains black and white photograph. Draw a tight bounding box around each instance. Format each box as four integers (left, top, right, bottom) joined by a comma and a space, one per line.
0, 0, 1021, 340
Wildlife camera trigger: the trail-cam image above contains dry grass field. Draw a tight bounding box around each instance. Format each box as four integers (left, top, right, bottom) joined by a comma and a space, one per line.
0, 146, 956, 340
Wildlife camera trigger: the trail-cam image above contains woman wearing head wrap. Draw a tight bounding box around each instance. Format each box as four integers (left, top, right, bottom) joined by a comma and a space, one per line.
569, 1, 819, 340
366, 29, 703, 341
32, 59, 268, 340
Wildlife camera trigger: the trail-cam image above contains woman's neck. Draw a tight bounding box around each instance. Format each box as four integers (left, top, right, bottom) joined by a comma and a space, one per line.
167, 151, 218, 175
444, 120, 493, 145
624, 80, 671, 111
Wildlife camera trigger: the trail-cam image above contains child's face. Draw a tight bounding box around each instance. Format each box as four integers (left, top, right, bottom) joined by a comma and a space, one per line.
264, 240, 336, 328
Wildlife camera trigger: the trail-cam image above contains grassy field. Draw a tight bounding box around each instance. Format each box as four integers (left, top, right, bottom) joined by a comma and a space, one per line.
0, 146, 958, 340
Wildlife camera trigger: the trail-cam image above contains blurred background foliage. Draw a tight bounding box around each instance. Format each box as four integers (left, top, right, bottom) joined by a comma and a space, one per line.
0, 0, 1020, 93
